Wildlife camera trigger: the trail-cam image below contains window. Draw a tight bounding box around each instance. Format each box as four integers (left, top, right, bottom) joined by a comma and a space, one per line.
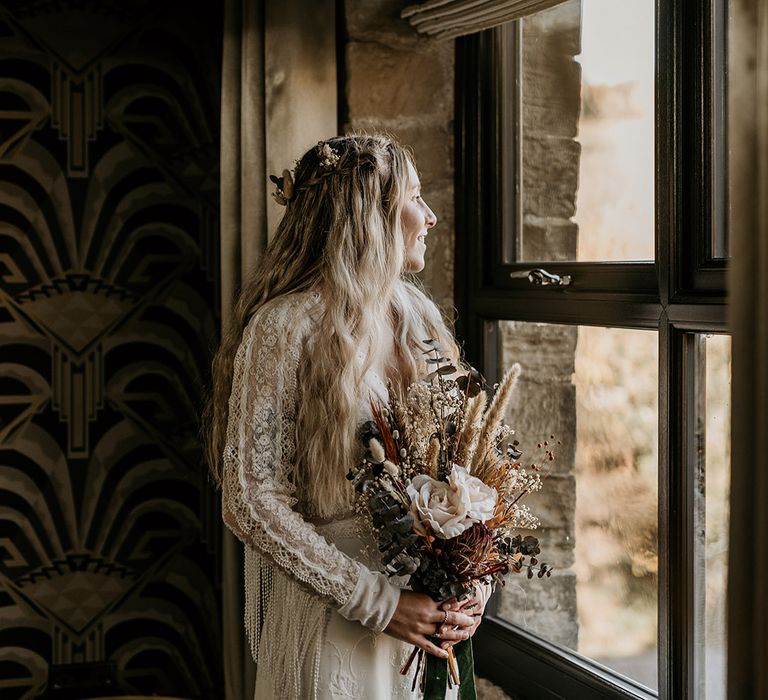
455, 0, 730, 697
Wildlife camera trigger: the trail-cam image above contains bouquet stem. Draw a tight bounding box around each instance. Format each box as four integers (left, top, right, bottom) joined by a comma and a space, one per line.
400, 640, 477, 699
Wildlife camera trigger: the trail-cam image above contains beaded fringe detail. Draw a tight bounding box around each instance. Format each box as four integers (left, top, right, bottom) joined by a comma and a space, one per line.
245, 549, 330, 699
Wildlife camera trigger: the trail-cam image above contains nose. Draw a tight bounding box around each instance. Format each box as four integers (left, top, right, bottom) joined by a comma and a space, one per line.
425, 206, 437, 229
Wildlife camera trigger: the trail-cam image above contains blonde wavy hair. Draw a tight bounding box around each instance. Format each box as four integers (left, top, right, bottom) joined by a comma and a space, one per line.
204, 133, 463, 517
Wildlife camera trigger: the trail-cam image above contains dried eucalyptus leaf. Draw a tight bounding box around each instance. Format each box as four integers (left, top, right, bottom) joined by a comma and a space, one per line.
421, 338, 446, 352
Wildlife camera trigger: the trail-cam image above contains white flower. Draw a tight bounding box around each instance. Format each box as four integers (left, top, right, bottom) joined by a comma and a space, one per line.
450, 464, 498, 521
406, 464, 497, 539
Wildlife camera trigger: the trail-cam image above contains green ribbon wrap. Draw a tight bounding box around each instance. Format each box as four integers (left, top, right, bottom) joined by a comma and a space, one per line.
422, 638, 477, 700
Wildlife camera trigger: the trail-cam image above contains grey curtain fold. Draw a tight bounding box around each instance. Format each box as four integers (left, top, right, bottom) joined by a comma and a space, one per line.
728, 1, 768, 697
401, 0, 568, 39
221, 1, 266, 698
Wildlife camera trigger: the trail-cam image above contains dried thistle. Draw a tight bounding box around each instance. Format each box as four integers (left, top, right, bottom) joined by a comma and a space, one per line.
441, 522, 494, 578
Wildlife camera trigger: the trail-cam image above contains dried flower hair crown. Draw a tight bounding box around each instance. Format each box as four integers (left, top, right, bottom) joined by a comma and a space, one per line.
269, 140, 341, 206
316, 140, 340, 171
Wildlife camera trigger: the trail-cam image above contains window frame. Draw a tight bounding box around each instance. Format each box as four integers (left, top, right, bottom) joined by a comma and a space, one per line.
454, 1, 729, 698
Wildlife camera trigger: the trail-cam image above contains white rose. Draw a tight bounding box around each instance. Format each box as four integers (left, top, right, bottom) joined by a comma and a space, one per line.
406, 464, 497, 539
448, 463, 497, 523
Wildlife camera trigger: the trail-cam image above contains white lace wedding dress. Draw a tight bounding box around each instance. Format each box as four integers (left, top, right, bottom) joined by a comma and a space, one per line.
221, 290, 455, 699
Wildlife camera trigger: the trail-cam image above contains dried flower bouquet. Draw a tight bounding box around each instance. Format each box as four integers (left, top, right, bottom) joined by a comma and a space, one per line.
348, 340, 553, 699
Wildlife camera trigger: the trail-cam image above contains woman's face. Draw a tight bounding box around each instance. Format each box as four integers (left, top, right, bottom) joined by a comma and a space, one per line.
400, 160, 437, 273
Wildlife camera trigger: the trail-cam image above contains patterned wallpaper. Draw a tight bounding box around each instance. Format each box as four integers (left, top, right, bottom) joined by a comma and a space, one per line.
0, 1, 223, 697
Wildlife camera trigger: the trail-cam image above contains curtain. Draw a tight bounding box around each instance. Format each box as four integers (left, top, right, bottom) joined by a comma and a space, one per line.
401, 0, 568, 40
728, 1, 768, 697
220, 1, 267, 698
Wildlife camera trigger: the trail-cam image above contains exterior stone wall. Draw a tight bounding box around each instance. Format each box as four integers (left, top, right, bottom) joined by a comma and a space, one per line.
343, 0, 456, 315
520, 0, 581, 261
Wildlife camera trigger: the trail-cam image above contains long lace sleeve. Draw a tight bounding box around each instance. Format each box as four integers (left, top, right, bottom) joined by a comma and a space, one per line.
221, 293, 399, 638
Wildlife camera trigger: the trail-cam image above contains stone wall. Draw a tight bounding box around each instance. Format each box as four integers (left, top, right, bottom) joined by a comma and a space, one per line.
343, 0, 456, 315
519, 0, 582, 261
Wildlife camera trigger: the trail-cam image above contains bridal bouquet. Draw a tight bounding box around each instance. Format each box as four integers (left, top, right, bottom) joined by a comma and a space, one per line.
347, 340, 553, 699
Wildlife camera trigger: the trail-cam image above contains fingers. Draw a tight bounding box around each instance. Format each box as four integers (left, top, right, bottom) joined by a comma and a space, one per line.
414, 636, 449, 659
436, 625, 470, 642
441, 592, 482, 613
384, 590, 482, 660
443, 610, 474, 629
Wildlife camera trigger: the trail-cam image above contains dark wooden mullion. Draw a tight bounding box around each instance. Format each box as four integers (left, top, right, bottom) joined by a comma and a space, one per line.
673, 0, 704, 295
657, 0, 676, 311
465, 296, 726, 331
659, 323, 697, 699
710, 0, 728, 260
675, 0, 728, 294
454, 31, 484, 363
499, 20, 523, 266
467, 294, 662, 330
491, 261, 658, 294
665, 303, 727, 329
658, 315, 671, 700
691, 335, 707, 699
483, 26, 505, 290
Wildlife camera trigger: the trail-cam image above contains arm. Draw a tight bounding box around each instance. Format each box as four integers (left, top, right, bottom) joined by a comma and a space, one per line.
221, 295, 398, 632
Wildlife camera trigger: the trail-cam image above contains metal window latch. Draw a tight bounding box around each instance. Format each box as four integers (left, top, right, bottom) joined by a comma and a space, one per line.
509, 268, 572, 287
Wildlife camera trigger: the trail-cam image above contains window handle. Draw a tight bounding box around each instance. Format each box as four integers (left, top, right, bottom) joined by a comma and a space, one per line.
509, 268, 573, 287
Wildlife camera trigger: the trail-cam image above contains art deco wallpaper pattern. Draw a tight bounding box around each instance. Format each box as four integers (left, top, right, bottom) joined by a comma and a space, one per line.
0, 1, 223, 697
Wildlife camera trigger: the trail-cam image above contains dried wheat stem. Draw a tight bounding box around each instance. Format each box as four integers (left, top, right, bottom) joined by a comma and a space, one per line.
425, 436, 440, 478
470, 364, 521, 475
454, 392, 486, 468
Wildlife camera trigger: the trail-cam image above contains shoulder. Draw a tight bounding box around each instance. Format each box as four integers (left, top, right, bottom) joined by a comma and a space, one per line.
243, 290, 322, 347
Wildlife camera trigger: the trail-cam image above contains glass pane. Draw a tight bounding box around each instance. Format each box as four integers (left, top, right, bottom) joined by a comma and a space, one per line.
515, 0, 655, 262
494, 322, 658, 690
694, 334, 731, 697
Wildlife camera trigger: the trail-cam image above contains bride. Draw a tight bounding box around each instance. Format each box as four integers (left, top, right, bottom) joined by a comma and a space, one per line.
205, 134, 487, 698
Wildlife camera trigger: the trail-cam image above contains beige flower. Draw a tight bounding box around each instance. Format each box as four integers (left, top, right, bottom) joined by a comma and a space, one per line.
407, 464, 497, 539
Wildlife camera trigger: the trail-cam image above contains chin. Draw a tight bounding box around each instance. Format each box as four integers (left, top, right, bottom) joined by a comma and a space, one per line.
406, 258, 426, 273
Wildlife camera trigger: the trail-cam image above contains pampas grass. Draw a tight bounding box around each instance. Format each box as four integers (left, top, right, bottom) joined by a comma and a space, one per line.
471, 364, 521, 481
454, 392, 487, 468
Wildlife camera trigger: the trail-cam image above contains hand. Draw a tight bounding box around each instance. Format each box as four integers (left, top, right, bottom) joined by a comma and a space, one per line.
439, 586, 488, 647
383, 590, 475, 659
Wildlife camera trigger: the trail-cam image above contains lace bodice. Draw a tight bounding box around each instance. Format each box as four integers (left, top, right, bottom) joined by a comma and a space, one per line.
221, 290, 400, 640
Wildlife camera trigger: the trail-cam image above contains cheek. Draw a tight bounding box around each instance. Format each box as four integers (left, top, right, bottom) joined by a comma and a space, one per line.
401, 204, 420, 238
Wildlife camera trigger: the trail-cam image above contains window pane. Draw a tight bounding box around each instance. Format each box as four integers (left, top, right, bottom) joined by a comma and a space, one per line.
514, 0, 655, 262
694, 334, 731, 696
494, 322, 658, 690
